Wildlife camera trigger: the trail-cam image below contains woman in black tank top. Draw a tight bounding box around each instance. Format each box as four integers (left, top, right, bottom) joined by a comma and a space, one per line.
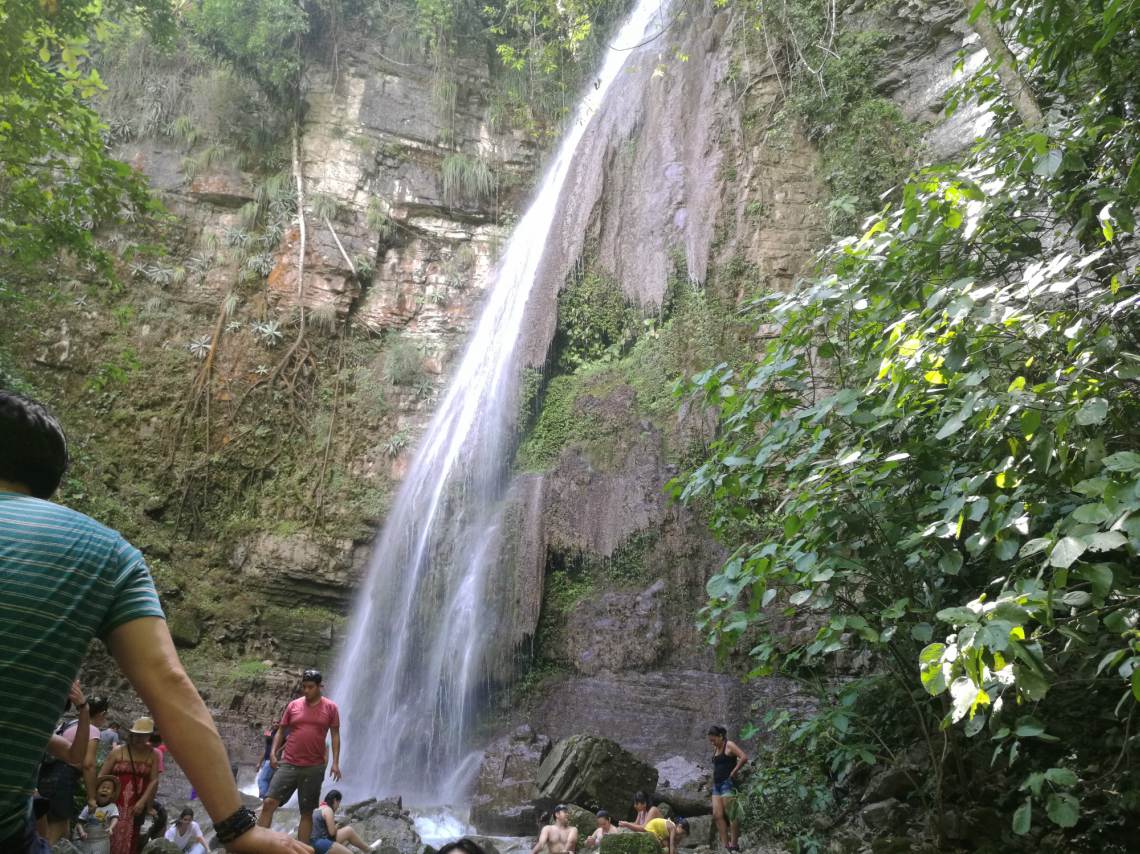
707, 725, 747, 851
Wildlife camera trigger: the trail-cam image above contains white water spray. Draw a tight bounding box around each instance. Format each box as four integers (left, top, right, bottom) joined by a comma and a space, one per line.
333, 0, 670, 803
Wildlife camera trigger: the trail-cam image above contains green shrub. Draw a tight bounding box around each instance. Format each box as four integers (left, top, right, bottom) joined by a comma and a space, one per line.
554, 268, 635, 372
383, 334, 423, 386
441, 153, 496, 207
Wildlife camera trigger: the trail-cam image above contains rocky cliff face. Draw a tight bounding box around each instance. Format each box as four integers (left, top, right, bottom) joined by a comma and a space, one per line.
7, 0, 980, 789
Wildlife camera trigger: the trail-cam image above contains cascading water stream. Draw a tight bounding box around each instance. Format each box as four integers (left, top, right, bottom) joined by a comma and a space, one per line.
332, 0, 670, 804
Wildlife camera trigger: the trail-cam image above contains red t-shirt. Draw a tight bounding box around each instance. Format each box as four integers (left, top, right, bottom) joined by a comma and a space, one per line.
279, 697, 339, 767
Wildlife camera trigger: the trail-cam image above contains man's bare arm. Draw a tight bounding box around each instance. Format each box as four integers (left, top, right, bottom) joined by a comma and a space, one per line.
270, 724, 286, 769
567, 827, 579, 853
329, 727, 341, 781
107, 617, 311, 854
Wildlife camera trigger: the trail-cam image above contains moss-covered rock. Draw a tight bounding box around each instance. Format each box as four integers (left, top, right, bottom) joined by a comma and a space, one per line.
599, 832, 661, 854
537, 735, 658, 818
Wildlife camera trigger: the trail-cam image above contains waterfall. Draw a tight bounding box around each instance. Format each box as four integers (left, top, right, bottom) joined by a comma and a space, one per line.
332, 0, 670, 804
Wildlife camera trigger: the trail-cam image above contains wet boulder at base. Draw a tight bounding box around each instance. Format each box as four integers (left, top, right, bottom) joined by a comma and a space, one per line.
600, 832, 661, 854
564, 804, 599, 842
654, 756, 710, 817
677, 815, 714, 848
343, 798, 423, 854
470, 725, 554, 835
536, 735, 658, 818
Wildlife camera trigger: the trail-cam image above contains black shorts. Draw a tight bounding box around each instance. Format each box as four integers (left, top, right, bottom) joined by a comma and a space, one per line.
36, 761, 79, 821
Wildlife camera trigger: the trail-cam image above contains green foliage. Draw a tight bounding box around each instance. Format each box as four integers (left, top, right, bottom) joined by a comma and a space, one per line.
737, 710, 835, 852
186, 0, 309, 105
682, 0, 1140, 843
0, 0, 171, 266
383, 334, 424, 386
440, 152, 496, 207
366, 197, 397, 239
731, 1, 916, 230
554, 267, 634, 372
87, 348, 141, 392
516, 372, 591, 471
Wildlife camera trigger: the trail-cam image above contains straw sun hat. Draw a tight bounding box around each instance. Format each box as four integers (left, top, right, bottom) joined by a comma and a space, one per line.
128, 716, 155, 735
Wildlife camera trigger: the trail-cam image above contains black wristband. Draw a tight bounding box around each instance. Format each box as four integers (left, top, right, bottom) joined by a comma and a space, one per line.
214, 805, 257, 844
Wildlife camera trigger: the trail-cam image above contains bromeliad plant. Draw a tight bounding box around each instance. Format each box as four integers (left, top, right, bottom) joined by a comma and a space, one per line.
675, 3, 1140, 839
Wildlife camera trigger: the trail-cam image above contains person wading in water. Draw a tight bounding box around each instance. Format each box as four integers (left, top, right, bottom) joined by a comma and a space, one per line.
530, 805, 578, 854
707, 725, 747, 852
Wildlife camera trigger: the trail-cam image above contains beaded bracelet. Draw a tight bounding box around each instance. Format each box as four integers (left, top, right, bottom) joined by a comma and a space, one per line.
214, 805, 257, 844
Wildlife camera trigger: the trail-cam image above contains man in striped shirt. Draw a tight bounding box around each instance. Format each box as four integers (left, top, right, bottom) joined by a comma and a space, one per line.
0, 391, 309, 854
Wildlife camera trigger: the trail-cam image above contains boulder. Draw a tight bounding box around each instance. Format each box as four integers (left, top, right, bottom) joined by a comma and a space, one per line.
654, 756, 710, 817
563, 805, 599, 843
861, 766, 915, 804
860, 799, 906, 833
537, 735, 658, 818
465, 838, 501, 854
600, 833, 661, 854
343, 798, 422, 854
470, 725, 554, 835
168, 611, 202, 648
678, 814, 714, 848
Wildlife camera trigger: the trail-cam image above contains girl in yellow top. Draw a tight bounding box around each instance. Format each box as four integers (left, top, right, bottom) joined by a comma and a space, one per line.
642, 817, 688, 854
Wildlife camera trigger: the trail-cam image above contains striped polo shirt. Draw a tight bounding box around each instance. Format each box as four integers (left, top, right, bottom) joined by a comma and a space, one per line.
0, 492, 164, 841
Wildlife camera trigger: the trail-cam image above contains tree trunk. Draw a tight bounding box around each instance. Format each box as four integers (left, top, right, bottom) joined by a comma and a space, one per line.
965, 0, 1044, 129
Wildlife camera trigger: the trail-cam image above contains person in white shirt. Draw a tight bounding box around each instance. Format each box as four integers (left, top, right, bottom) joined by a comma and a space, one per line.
165, 808, 209, 854
584, 810, 618, 848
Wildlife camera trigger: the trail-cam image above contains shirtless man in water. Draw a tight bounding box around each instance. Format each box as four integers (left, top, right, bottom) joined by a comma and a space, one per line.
531, 805, 578, 854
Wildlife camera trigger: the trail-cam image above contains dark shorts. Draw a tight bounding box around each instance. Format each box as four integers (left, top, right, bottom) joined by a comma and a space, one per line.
36, 761, 79, 821
313, 840, 335, 854
0, 809, 51, 854
712, 778, 735, 797
267, 763, 325, 812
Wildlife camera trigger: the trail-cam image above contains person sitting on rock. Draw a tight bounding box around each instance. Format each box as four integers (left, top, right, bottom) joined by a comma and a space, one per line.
643, 817, 687, 854
708, 725, 747, 852
617, 792, 661, 832
163, 808, 207, 854
584, 810, 618, 848
310, 789, 378, 854
531, 804, 578, 854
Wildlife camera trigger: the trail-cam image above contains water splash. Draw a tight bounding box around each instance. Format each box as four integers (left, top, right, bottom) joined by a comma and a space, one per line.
332, 0, 671, 804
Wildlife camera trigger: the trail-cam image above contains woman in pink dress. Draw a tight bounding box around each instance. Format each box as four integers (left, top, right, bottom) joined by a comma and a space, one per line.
100, 717, 160, 854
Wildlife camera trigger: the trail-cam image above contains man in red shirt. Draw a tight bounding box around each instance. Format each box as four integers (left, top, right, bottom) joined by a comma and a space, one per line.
259, 669, 341, 842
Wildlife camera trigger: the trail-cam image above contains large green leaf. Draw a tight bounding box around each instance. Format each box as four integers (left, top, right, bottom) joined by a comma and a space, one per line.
1045, 792, 1079, 828
919, 643, 948, 696
1049, 536, 1087, 569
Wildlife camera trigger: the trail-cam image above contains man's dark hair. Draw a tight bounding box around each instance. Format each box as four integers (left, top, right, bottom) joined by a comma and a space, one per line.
0, 391, 68, 498
88, 696, 109, 716
438, 839, 487, 854
302, 668, 323, 685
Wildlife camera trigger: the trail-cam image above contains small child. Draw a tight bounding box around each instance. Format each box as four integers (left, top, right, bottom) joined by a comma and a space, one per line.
76, 776, 120, 854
